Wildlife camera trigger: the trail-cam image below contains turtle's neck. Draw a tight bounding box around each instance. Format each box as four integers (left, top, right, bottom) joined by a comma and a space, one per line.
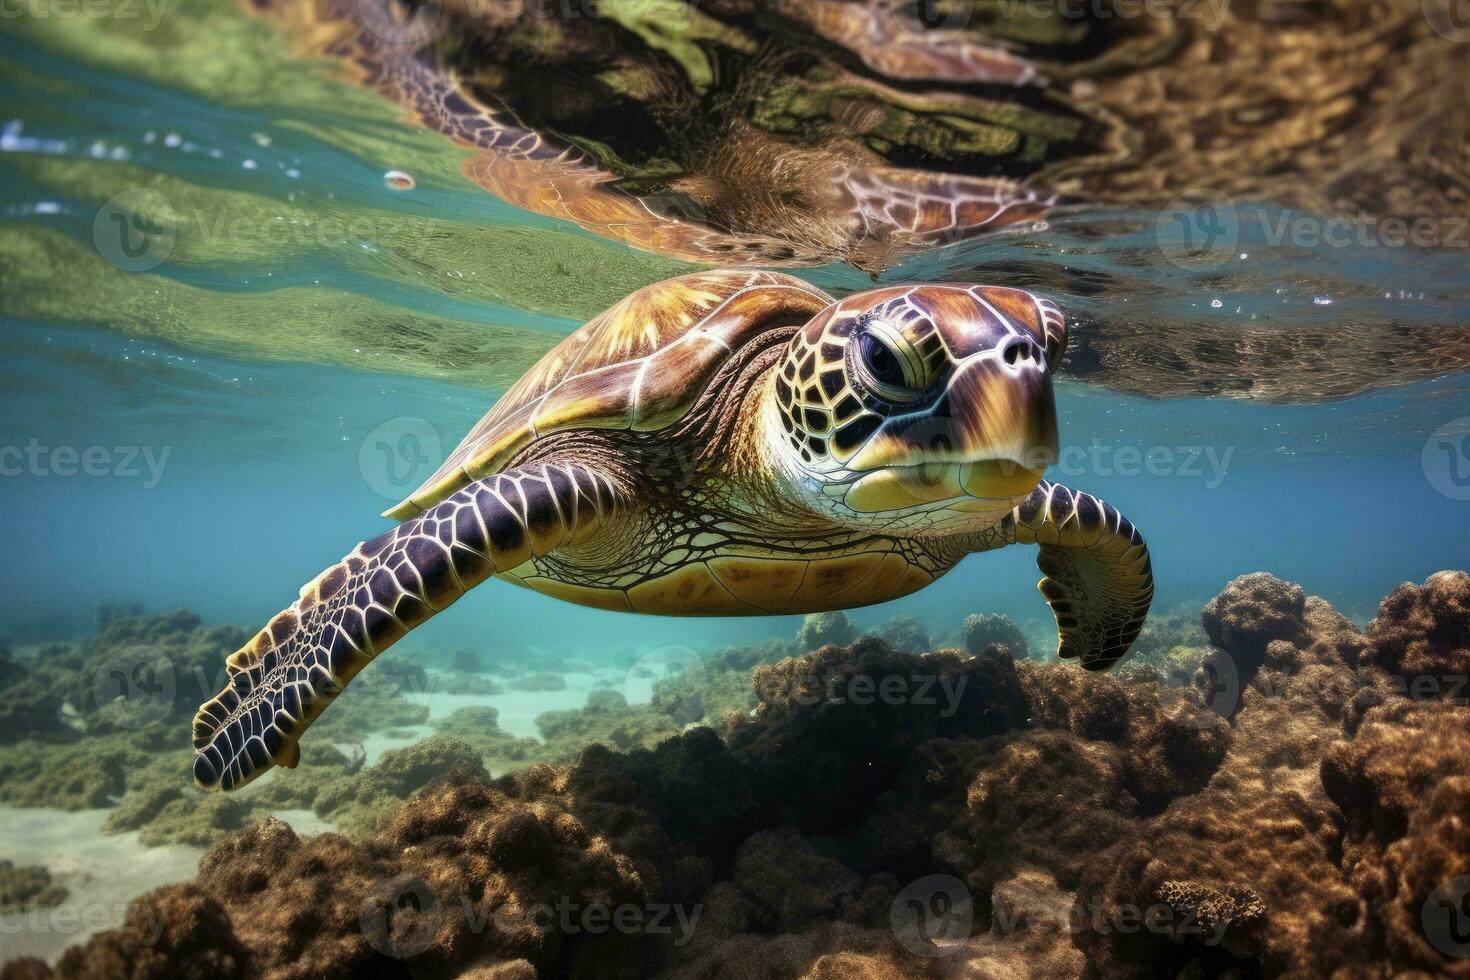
699, 353, 838, 535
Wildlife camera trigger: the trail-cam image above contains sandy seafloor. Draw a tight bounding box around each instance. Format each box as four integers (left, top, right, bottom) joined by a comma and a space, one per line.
0, 664, 642, 962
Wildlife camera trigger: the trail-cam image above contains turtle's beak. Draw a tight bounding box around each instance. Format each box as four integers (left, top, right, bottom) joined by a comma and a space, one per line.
842, 345, 1057, 512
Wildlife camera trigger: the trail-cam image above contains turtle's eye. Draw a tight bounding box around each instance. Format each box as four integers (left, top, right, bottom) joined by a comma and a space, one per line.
852, 321, 928, 403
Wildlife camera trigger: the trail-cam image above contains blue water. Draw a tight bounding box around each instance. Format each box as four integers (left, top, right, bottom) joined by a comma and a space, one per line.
4, 312, 1467, 651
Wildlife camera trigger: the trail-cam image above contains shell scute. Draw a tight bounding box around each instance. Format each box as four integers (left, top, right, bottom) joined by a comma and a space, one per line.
385, 270, 833, 518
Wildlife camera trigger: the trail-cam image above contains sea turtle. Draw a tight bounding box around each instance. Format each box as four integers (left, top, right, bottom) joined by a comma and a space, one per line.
193, 270, 1152, 791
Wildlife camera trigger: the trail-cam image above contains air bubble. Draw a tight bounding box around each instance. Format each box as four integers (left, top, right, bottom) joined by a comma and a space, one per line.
384, 170, 416, 191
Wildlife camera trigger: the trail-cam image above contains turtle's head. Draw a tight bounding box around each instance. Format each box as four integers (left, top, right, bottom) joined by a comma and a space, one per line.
767, 284, 1064, 534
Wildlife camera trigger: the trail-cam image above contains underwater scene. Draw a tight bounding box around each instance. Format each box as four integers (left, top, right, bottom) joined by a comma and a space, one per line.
1, 0, 1469, 976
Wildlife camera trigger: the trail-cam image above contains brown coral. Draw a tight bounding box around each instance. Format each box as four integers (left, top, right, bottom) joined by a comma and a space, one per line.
1155, 880, 1264, 932
1362, 569, 1470, 684
27, 570, 1470, 980
1322, 699, 1470, 976
48, 885, 249, 980
1201, 573, 1310, 677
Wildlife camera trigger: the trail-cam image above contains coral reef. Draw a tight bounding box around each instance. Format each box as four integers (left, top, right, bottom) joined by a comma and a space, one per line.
431, 706, 540, 770
1360, 569, 1470, 684
536, 690, 682, 762
795, 612, 857, 652
0, 612, 450, 847
650, 643, 772, 723
46, 885, 249, 980
0, 861, 67, 912
7, 572, 1470, 978
960, 612, 1029, 658
1322, 698, 1470, 976
875, 615, 929, 654
530, 642, 781, 764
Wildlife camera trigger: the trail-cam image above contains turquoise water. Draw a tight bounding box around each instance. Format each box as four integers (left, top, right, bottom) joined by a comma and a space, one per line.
2, 4, 1470, 972
5, 316, 1469, 650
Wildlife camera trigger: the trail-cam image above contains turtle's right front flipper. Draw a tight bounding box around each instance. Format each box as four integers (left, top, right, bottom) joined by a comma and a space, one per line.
192, 462, 616, 792
978, 480, 1153, 671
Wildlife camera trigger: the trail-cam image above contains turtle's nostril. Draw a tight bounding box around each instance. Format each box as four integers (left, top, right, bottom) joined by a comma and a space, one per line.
1001, 338, 1038, 367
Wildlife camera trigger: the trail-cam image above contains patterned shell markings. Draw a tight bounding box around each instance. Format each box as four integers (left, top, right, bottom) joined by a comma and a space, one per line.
385, 270, 836, 519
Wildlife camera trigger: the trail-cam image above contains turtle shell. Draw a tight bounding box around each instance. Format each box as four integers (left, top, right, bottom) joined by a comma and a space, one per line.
385, 270, 835, 519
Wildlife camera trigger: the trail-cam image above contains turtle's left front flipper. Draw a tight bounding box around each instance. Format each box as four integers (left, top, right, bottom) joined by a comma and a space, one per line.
192, 462, 616, 792
996, 480, 1153, 670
